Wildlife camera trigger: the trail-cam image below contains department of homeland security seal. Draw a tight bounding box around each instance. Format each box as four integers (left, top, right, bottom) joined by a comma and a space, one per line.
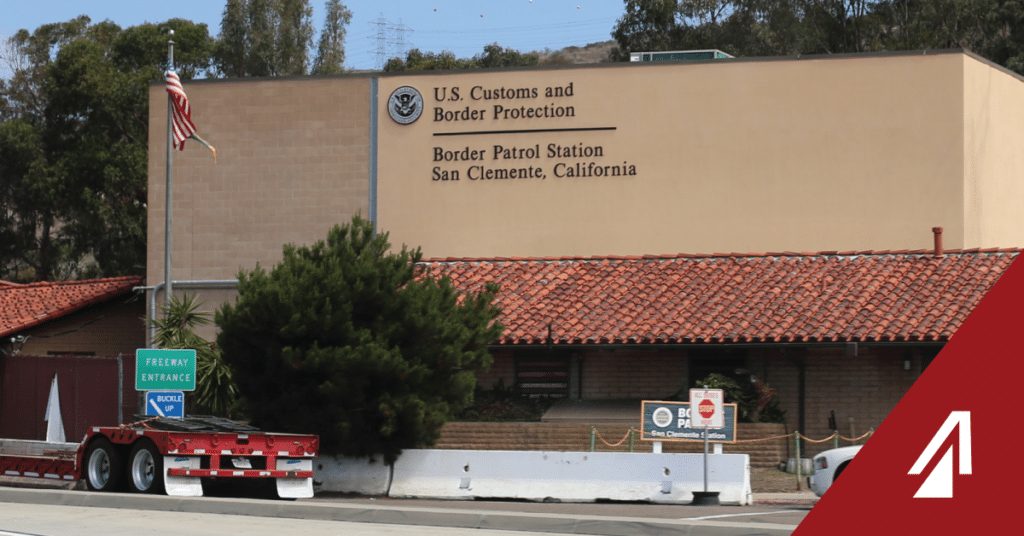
388, 86, 423, 124
652, 407, 673, 428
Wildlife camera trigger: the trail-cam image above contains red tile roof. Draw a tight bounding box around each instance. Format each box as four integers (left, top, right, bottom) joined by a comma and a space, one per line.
423, 250, 1018, 345
0, 276, 144, 338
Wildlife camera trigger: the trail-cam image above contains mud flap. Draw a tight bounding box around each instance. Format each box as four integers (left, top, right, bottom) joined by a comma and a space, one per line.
164, 456, 203, 497
276, 458, 313, 499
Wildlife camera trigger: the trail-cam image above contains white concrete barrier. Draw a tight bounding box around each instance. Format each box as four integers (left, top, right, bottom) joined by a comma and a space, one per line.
389, 450, 752, 505
313, 455, 392, 495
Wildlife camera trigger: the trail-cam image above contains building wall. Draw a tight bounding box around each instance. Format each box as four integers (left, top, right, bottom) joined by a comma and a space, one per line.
146, 75, 373, 298
477, 348, 515, 389
148, 52, 1024, 306
377, 52, 972, 259
481, 344, 925, 458
142, 54, 1006, 433
963, 56, 1024, 248
15, 300, 146, 357
757, 346, 924, 457
578, 348, 688, 400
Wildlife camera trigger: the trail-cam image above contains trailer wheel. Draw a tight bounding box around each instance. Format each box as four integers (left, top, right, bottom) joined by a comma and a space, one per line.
84, 438, 124, 492
127, 439, 165, 494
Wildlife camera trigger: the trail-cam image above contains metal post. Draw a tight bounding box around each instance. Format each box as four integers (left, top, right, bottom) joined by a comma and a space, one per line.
589, 426, 596, 452
703, 425, 709, 492
164, 31, 175, 309
795, 431, 802, 490
117, 354, 123, 424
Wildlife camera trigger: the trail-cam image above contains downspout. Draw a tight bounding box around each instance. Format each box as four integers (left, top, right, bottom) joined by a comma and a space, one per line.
797, 357, 806, 438
784, 348, 806, 437
368, 77, 379, 232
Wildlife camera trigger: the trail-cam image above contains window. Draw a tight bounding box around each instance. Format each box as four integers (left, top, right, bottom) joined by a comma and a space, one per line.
688, 348, 748, 387
514, 351, 569, 398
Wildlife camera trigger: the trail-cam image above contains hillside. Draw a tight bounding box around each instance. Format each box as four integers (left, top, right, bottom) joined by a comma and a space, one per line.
538, 40, 617, 65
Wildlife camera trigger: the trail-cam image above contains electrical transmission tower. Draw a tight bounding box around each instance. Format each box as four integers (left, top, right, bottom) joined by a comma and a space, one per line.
369, 14, 414, 70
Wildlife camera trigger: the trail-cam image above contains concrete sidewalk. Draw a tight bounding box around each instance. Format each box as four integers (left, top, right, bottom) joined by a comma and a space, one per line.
0, 475, 816, 504
0, 485, 808, 536
753, 492, 818, 504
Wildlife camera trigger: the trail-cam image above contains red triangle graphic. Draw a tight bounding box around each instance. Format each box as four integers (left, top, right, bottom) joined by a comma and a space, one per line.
794, 255, 1024, 533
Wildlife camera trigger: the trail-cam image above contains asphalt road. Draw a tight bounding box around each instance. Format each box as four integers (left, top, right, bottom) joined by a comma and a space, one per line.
0, 486, 808, 536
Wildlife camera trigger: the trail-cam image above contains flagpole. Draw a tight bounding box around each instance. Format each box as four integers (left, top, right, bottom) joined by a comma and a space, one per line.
164, 30, 175, 312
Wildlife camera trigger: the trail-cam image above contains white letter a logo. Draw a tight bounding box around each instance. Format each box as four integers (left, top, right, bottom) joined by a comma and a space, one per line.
908, 411, 972, 498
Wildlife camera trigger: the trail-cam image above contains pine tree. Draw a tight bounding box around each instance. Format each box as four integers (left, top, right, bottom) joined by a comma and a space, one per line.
215, 0, 248, 77
312, 0, 352, 74
275, 0, 315, 76
245, 0, 276, 76
215, 215, 504, 462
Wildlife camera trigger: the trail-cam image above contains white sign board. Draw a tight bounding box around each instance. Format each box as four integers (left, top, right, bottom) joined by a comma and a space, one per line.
689, 389, 725, 429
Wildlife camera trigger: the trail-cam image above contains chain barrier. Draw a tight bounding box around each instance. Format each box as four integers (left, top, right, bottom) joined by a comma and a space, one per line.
798, 432, 838, 443
592, 427, 636, 448
587, 428, 873, 451
731, 433, 797, 444
606, 430, 880, 446
838, 430, 873, 442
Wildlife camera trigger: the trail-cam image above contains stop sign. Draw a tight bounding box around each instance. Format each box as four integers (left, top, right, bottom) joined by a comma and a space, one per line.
690, 389, 725, 428
698, 398, 716, 419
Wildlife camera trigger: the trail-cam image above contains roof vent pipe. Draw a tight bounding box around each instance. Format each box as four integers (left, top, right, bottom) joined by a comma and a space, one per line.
932, 227, 944, 257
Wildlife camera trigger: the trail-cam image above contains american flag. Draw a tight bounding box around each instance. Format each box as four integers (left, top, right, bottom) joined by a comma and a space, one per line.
165, 70, 216, 161
165, 70, 195, 151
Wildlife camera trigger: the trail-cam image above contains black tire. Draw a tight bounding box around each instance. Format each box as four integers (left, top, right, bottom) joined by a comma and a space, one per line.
84, 437, 124, 492
127, 439, 165, 494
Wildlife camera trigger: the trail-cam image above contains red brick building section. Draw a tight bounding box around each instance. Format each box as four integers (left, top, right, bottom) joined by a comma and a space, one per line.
0, 276, 145, 357
428, 249, 1014, 456
0, 276, 146, 440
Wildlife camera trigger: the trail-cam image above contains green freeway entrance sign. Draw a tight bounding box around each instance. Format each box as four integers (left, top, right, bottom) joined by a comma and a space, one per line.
136, 348, 196, 391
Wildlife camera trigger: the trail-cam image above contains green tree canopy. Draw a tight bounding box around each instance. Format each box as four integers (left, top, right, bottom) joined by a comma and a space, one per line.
215, 0, 351, 76
215, 215, 504, 462
610, 0, 1024, 76
0, 17, 214, 281
384, 43, 539, 72
688, 373, 786, 423
312, 0, 354, 75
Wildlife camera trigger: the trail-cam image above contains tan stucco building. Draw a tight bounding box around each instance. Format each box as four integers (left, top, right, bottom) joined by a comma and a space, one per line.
146, 50, 1024, 451
148, 49, 1024, 286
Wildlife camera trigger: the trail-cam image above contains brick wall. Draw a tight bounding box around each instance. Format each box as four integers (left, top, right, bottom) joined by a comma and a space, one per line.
146, 76, 372, 301
757, 346, 920, 457
17, 300, 146, 357
580, 348, 687, 400
472, 344, 925, 459
476, 349, 515, 389
436, 421, 790, 468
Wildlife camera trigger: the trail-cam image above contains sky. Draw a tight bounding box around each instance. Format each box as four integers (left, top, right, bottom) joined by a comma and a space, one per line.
1, 0, 626, 75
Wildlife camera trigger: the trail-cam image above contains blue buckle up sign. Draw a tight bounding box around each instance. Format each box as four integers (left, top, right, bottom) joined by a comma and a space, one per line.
146, 391, 185, 419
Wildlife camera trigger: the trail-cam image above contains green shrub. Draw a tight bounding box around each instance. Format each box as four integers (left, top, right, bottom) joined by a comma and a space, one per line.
686, 373, 787, 424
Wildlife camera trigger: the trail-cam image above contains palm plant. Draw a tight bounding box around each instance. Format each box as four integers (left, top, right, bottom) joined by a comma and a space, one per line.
147, 294, 238, 417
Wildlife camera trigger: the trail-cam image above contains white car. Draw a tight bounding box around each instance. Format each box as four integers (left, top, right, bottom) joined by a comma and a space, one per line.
808, 445, 863, 497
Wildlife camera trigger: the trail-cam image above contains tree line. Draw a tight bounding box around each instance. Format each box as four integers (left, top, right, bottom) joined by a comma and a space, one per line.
5, 0, 1024, 281
611, 0, 1024, 74
0, 1, 351, 282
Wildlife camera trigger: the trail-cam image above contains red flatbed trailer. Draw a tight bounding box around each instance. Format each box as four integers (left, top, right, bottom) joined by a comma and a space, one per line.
0, 416, 319, 498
